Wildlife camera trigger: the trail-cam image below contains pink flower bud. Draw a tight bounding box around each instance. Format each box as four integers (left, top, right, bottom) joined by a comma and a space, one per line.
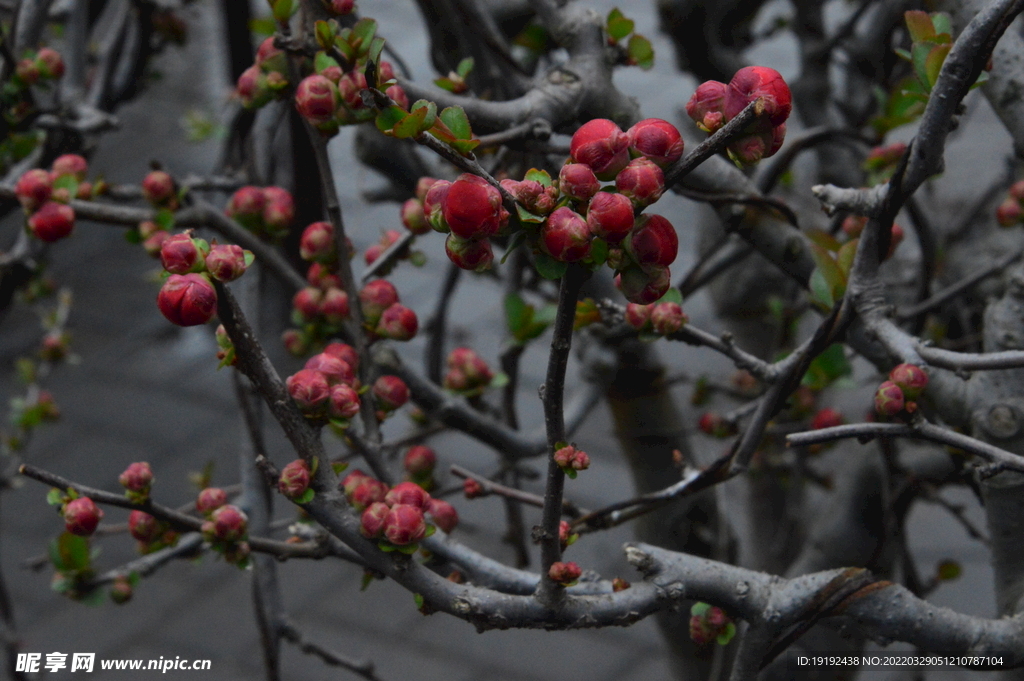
287, 368, 330, 413
16, 58, 39, 84
414, 177, 438, 201
650, 302, 687, 335
889, 363, 928, 400
686, 81, 727, 132
36, 48, 64, 79
444, 348, 494, 392
159, 232, 205, 274
306, 262, 341, 289
558, 164, 601, 202
196, 487, 228, 515
725, 66, 792, 127
300, 221, 336, 262
341, 470, 370, 498
205, 505, 247, 542
295, 75, 340, 128
553, 445, 589, 470
548, 561, 582, 585
157, 273, 217, 326
278, 459, 311, 500
328, 383, 361, 419
128, 510, 161, 543
328, 0, 355, 14
586, 191, 634, 244
442, 174, 507, 239
262, 186, 294, 234
255, 37, 284, 67
377, 303, 419, 341
360, 501, 389, 538
401, 198, 429, 234
997, 198, 1022, 227
142, 171, 176, 206
305, 352, 356, 387
624, 303, 651, 329
424, 180, 452, 232
236, 65, 269, 108
338, 71, 367, 109
206, 244, 249, 282
28, 201, 75, 242
384, 504, 427, 545
373, 375, 409, 411
324, 342, 359, 372
351, 479, 390, 512
385, 481, 432, 510
810, 408, 844, 430
427, 498, 458, 533
404, 445, 436, 476
615, 157, 665, 208
570, 119, 630, 181
541, 207, 592, 262
386, 85, 409, 110
1010, 180, 1024, 201
142, 231, 169, 258
727, 122, 775, 165
51, 154, 88, 181
316, 287, 348, 324
118, 462, 153, 493
502, 179, 557, 215
359, 279, 399, 324
444, 234, 494, 271
628, 214, 678, 268
15, 169, 52, 212
293, 287, 323, 322
463, 478, 484, 499
615, 265, 671, 304
63, 497, 103, 536
76, 182, 93, 200
627, 118, 685, 167
874, 380, 905, 418
559, 520, 573, 550
226, 186, 266, 230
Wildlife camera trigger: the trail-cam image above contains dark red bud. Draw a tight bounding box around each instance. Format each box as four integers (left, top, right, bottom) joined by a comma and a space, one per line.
373, 375, 409, 411
196, 487, 228, 515
558, 164, 601, 202
278, 460, 311, 500
725, 66, 792, 126
28, 201, 75, 242
287, 369, 331, 413
627, 118, 684, 167
385, 481, 432, 510
359, 279, 399, 325
383, 504, 426, 545
650, 302, 687, 335
541, 207, 592, 262
360, 501, 390, 538
63, 497, 103, 536
427, 498, 458, 533
889, 363, 928, 399
628, 214, 678, 268
142, 171, 176, 206
442, 174, 507, 239
570, 119, 630, 180
157, 273, 217, 326
299, 221, 336, 262
119, 462, 153, 493
586, 191, 634, 244
686, 80, 727, 132
548, 561, 582, 585
404, 445, 437, 476
377, 303, 419, 341
874, 380, 905, 418
328, 383, 361, 419
15, 169, 52, 212
615, 157, 665, 208
159, 232, 205, 274
444, 234, 494, 271
128, 510, 162, 543
206, 244, 249, 282
615, 265, 671, 305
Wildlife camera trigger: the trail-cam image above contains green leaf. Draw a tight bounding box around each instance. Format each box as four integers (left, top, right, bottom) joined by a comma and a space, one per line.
315, 20, 335, 49
534, 253, 567, 280
249, 17, 277, 37
931, 13, 952, 39
626, 35, 654, 70
396, 543, 419, 555
410, 100, 437, 130
809, 243, 846, 300
424, 524, 436, 538
332, 461, 349, 475
808, 267, 834, 310
513, 24, 549, 52
314, 51, 340, 75
413, 593, 424, 609
690, 602, 711, 617
47, 488, 65, 506
367, 38, 386, 77
937, 559, 961, 581
801, 343, 851, 390
836, 239, 858, 277
515, 203, 545, 225
588, 237, 608, 266
563, 467, 577, 479
912, 42, 934, 91
439, 106, 472, 140
433, 77, 458, 93
57, 532, 91, 572
606, 8, 634, 41
154, 208, 175, 231
904, 10, 936, 43
52, 174, 78, 200
393, 107, 429, 139
449, 138, 480, 155
654, 287, 683, 305
716, 622, 737, 646
532, 304, 558, 327
378, 540, 396, 552
504, 292, 531, 335
271, 0, 296, 24
351, 18, 378, 53
924, 43, 950, 89
489, 372, 509, 389
294, 488, 315, 504
375, 105, 408, 134
805, 228, 842, 252
523, 168, 553, 188
456, 57, 474, 78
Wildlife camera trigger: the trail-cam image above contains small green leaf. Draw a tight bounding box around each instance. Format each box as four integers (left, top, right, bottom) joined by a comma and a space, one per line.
396, 543, 419, 555
449, 138, 480, 155
931, 13, 952, 39
523, 168, 553, 188
808, 268, 835, 310
315, 51, 340, 75
351, 18, 378, 53
716, 622, 737, 646
367, 38, 386, 77
375, 105, 408, 134
801, 343, 851, 390
904, 10, 937, 43
690, 602, 711, 617
912, 42, 934, 91
52, 174, 78, 199
393, 108, 429, 139
154, 208, 175, 231
809, 243, 846, 300
57, 532, 91, 572
378, 540, 396, 552
534, 253, 568, 280
589, 237, 608, 266
489, 372, 509, 388
272, 0, 296, 24
836, 239, 858, 277
315, 20, 335, 49
505, 292, 532, 335
332, 461, 349, 475
439, 106, 472, 140
410, 100, 438, 130
805, 228, 842, 252
924, 43, 950, 89
433, 77, 458, 93
413, 593, 424, 609
249, 17, 277, 37
626, 35, 654, 70
424, 524, 436, 537
294, 488, 315, 504
606, 8, 634, 41
937, 559, 961, 581
515, 204, 545, 224
563, 467, 577, 479
456, 57, 474, 78
654, 287, 683, 306
513, 24, 549, 52
47, 488, 65, 506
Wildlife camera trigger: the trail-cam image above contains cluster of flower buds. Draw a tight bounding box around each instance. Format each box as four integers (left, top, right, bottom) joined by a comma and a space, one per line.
225, 185, 295, 241
553, 444, 590, 479
236, 38, 289, 109
840, 215, 904, 260
286, 344, 362, 422
128, 510, 177, 554
442, 347, 494, 396
559, 520, 579, 551
689, 603, 735, 646
278, 459, 313, 501
344, 471, 458, 548
403, 445, 436, 489
155, 228, 251, 327
359, 279, 419, 341
62, 497, 103, 536
15, 154, 101, 242
201, 504, 249, 565
296, 56, 406, 135
119, 461, 153, 503
624, 300, 688, 335
686, 66, 792, 165
15, 47, 65, 86
875, 363, 928, 418
285, 222, 353, 350
547, 561, 582, 586
421, 173, 508, 272
997, 180, 1024, 227
400, 178, 437, 236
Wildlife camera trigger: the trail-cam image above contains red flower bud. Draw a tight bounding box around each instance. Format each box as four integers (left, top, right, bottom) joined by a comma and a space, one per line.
196, 487, 228, 515
328, 0, 355, 14
423, 180, 452, 233
15, 169, 52, 212
628, 214, 678, 268
36, 48, 64, 79
306, 262, 341, 289
384, 504, 427, 545
558, 164, 600, 203
341, 469, 370, 498
553, 445, 589, 470
360, 501, 390, 538
377, 303, 419, 341
128, 510, 161, 543
28, 201, 75, 242
278, 460, 311, 500
725, 66, 792, 127
373, 375, 409, 412
359, 279, 399, 325
624, 303, 651, 329
570, 119, 630, 181
305, 352, 356, 387
443, 347, 494, 393
889, 363, 928, 400
287, 368, 330, 413
63, 497, 103, 536
444, 234, 494, 271
338, 71, 367, 109
541, 207, 592, 262
615, 157, 665, 208
463, 477, 485, 499
385, 481, 432, 510
328, 383, 361, 419
157, 273, 217, 326
401, 198, 429, 235
16, 58, 39, 84
262, 186, 294, 234
686, 81, 727, 132
404, 445, 437, 476
874, 380, 905, 418
159, 232, 205, 274
142, 171, 176, 206
206, 244, 249, 282
295, 75, 340, 129
501, 178, 557, 215
559, 520, 574, 550
442, 174, 508, 239
650, 302, 687, 335
293, 287, 323, 322
427, 498, 459, 533
324, 342, 359, 371
236, 65, 269, 108
386, 84, 409, 110
119, 462, 153, 493
615, 265, 671, 304
51, 154, 88, 181
255, 37, 284, 67
319, 287, 351, 324
810, 407, 844, 430
586, 191, 634, 244
226, 186, 266, 233
300, 221, 336, 262
350, 479, 390, 511
627, 118, 685, 167
548, 561, 582, 585
205, 504, 247, 542
997, 198, 1022, 227
414, 177, 438, 201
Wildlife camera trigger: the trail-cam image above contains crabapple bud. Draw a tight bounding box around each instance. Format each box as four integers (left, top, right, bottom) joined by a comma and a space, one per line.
385, 85, 409, 110
401, 198, 429, 235
373, 375, 409, 411
206, 244, 249, 282
142, 171, 176, 206
305, 352, 356, 387
624, 303, 651, 329
615, 265, 671, 304
110, 577, 133, 604
501, 179, 557, 215
28, 201, 75, 242
997, 198, 1022, 227
428, 498, 459, 533
205, 505, 247, 542
548, 561, 582, 585
159, 232, 205, 274
586, 191, 634, 244
442, 174, 507, 239
423, 180, 452, 233
359, 279, 399, 325
811, 408, 844, 430
889, 363, 928, 400
628, 214, 678, 268
286, 368, 330, 413
444, 234, 493, 271
570, 119, 630, 180
328, 0, 355, 15
16, 58, 39, 84
341, 470, 370, 498
627, 118, 684, 167
404, 445, 437, 477
63, 497, 103, 536
51, 154, 88, 181
196, 487, 228, 515
328, 383, 361, 419
541, 207, 592, 262
351, 478, 388, 513
15, 169, 52, 212
236, 65, 268, 108
337, 71, 367, 109
685, 81, 727, 132
360, 502, 389, 538
324, 342, 359, 371
874, 380, 905, 418
319, 287, 350, 324
558, 164, 600, 202
295, 75, 340, 130
385, 481, 432, 510
226, 186, 266, 230
300, 221, 336, 262
119, 462, 153, 493
384, 504, 426, 545
292, 287, 323, 322
463, 478, 484, 498
725, 66, 792, 126
278, 460, 311, 500
650, 302, 687, 335
157, 273, 217, 326
559, 520, 574, 550
128, 510, 162, 543
262, 186, 294, 234
36, 48, 65, 79
414, 177, 438, 201
615, 157, 665, 208
255, 37, 285, 68
553, 445, 590, 471
306, 262, 341, 289
377, 304, 419, 341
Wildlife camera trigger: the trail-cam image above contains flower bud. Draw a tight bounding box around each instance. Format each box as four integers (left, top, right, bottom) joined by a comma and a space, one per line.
16, 58, 39, 84
385, 481, 432, 510
255, 37, 285, 68
570, 119, 630, 180
341, 470, 371, 498
142, 171, 176, 206
373, 375, 409, 412
874, 380, 905, 418
725, 66, 792, 126
501, 178, 557, 215
377, 303, 419, 341
628, 214, 678, 268
262, 186, 294, 235
384, 504, 426, 545
324, 342, 359, 371
36, 48, 64, 79
328, 383, 361, 419
686, 81, 727, 132
76, 182, 93, 200
359, 279, 399, 325
548, 561, 582, 585
293, 287, 323, 322
300, 221, 336, 262
889, 363, 928, 399
404, 445, 436, 476
15, 169, 52, 212
443, 347, 494, 394
415, 177, 438, 201
205, 505, 247, 542
997, 198, 1022, 227
110, 576, 133, 604
119, 462, 153, 493
328, 0, 355, 15
63, 497, 103, 536
129, 510, 162, 543
559, 520, 575, 550
305, 352, 356, 387
360, 501, 389, 538
28, 201, 75, 242
206, 244, 249, 282
624, 303, 651, 329
810, 408, 844, 430
51, 154, 88, 181
540, 207, 592, 262
444, 234, 493, 271
553, 445, 589, 471
650, 302, 687, 335
159, 232, 205, 274
615, 157, 665, 208
226, 186, 266, 230
236, 65, 270, 108
627, 118, 685, 167
196, 487, 228, 515
401, 198, 429, 234
463, 478, 485, 499
337, 71, 367, 109
386, 85, 409, 110
278, 460, 311, 500
287, 368, 330, 413
442, 174, 507, 239
306, 262, 341, 289
690, 605, 732, 645
423, 180, 452, 233
615, 265, 671, 304
142, 231, 169, 258
319, 287, 350, 324
427, 498, 458, 533
558, 164, 600, 202
157, 273, 217, 326
586, 191, 634, 244
295, 75, 340, 130
612, 577, 630, 592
